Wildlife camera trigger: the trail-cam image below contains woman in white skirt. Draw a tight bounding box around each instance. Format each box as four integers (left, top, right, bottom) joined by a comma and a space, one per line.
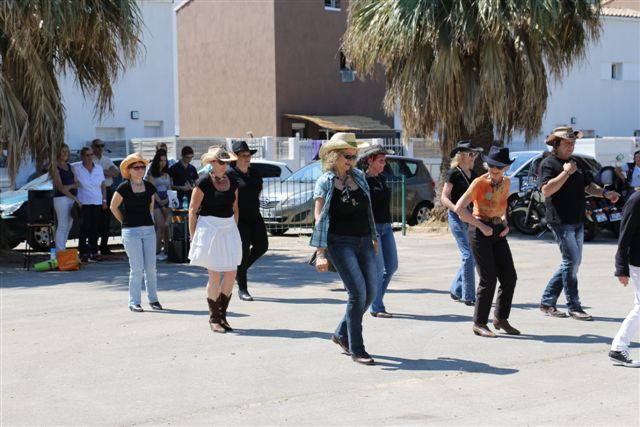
189, 146, 242, 333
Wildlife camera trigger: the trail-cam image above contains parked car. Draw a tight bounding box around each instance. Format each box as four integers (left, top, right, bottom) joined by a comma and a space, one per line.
198, 159, 293, 181
259, 155, 436, 235
0, 159, 124, 251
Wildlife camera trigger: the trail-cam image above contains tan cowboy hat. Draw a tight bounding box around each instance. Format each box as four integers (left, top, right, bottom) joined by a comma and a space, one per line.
545, 126, 584, 146
201, 146, 238, 166
120, 152, 149, 180
319, 132, 369, 159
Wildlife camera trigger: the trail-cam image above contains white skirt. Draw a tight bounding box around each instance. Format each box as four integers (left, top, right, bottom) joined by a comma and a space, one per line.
189, 215, 242, 272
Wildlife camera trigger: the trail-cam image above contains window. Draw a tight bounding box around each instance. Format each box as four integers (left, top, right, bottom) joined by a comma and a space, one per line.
324, 0, 340, 11
287, 162, 322, 182
612, 63, 623, 80
384, 159, 418, 178
339, 52, 356, 83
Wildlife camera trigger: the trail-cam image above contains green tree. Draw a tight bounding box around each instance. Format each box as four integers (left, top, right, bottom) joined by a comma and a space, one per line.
0, 0, 142, 183
343, 0, 601, 219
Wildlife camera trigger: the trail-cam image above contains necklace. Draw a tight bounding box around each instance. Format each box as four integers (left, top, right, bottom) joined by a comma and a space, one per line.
485, 174, 503, 201
336, 172, 358, 207
212, 174, 225, 183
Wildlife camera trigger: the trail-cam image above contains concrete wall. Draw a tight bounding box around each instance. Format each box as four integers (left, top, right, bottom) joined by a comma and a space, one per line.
59, 0, 177, 150
176, 0, 277, 137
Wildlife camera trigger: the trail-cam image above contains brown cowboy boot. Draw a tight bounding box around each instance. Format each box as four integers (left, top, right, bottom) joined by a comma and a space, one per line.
493, 318, 521, 335
206, 298, 226, 334
218, 293, 233, 332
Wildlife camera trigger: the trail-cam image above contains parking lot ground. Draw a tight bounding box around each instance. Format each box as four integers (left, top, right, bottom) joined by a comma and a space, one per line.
1, 231, 638, 426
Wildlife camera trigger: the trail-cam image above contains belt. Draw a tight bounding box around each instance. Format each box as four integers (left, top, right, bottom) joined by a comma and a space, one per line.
476, 216, 503, 225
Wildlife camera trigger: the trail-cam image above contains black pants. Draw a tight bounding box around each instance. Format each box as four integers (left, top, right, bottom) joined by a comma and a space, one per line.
79, 204, 102, 257
99, 188, 113, 250
468, 223, 517, 325
236, 217, 269, 292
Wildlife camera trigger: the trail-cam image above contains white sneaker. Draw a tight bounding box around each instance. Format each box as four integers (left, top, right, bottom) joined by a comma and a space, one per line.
156, 253, 168, 261
609, 350, 640, 368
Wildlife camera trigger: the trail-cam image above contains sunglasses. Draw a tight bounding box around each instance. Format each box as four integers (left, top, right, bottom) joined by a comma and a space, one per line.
93, 144, 105, 148
341, 154, 357, 161
129, 165, 146, 171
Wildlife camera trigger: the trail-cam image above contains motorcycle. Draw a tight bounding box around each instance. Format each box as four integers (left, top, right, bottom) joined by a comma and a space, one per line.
509, 182, 547, 235
584, 194, 622, 241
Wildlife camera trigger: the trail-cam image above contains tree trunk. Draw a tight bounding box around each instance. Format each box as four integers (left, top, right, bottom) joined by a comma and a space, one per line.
428, 117, 494, 223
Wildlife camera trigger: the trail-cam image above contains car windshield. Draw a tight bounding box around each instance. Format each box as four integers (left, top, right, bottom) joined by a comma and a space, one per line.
506, 152, 539, 176
286, 162, 322, 182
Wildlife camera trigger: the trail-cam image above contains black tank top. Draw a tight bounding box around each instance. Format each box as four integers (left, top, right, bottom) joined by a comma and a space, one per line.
55, 163, 77, 197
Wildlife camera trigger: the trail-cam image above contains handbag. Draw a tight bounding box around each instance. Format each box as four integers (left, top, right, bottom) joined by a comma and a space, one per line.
308, 250, 336, 272
57, 248, 80, 271
70, 201, 80, 221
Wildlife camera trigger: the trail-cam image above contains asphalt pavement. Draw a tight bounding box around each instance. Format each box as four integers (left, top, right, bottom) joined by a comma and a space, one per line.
1, 229, 638, 426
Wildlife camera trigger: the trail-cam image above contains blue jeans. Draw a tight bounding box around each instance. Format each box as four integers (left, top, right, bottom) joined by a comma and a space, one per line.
541, 223, 584, 311
122, 225, 159, 306
448, 210, 476, 302
327, 233, 377, 355
370, 223, 398, 313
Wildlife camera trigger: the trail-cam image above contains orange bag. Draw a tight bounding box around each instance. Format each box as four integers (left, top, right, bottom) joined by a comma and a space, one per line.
57, 249, 80, 271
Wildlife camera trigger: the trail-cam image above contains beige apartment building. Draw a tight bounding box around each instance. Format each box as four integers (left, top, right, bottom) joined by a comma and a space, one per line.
176, 0, 395, 139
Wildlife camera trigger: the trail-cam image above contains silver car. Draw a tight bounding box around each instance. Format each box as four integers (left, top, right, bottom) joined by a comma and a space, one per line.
259, 155, 436, 235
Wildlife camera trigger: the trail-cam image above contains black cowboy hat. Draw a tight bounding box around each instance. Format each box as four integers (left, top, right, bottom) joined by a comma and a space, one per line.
450, 140, 484, 158
482, 146, 514, 168
231, 140, 257, 155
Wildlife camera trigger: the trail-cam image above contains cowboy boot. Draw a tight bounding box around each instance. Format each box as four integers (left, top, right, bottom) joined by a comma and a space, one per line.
219, 293, 233, 332
206, 298, 226, 334
492, 318, 521, 335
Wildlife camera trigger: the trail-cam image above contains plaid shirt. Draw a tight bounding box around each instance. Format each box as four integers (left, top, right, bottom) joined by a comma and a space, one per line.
309, 168, 377, 248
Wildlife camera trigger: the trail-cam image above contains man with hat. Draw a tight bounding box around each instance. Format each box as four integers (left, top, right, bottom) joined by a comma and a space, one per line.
226, 140, 269, 301
539, 126, 620, 320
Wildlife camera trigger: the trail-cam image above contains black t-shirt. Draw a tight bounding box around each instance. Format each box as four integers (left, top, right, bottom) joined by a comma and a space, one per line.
227, 165, 263, 222
115, 181, 157, 228
615, 190, 640, 275
169, 161, 198, 202
196, 174, 238, 218
329, 187, 371, 236
366, 175, 391, 224
446, 167, 478, 205
539, 154, 592, 224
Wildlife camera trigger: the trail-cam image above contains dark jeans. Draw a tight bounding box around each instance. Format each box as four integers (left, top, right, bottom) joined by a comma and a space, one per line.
79, 204, 102, 257
99, 188, 113, 250
327, 233, 377, 355
236, 217, 269, 292
468, 223, 517, 325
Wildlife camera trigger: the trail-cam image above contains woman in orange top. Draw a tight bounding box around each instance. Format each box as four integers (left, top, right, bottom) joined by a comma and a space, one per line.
455, 146, 519, 338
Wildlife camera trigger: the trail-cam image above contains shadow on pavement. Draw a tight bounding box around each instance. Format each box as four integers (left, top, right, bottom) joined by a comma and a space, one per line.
386, 288, 449, 295
392, 313, 473, 322
372, 356, 519, 374
252, 296, 344, 305
233, 328, 332, 340
498, 333, 613, 344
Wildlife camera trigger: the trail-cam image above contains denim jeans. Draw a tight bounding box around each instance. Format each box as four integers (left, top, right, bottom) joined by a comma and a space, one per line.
541, 223, 584, 311
448, 210, 476, 302
327, 233, 377, 355
370, 223, 398, 313
122, 225, 158, 306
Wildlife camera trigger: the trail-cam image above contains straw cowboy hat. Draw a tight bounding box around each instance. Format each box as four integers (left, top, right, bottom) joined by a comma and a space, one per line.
545, 126, 584, 146
482, 146, 515, 168
120, 152, 149, 180
201, 146, 238, 166
450, 139, 484, 157
319, 132, 369, 159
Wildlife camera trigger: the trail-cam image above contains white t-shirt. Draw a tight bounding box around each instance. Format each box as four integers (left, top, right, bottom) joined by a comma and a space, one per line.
93, 155, 117, 187
621, 163, 640, 187
72, 163, 105, 205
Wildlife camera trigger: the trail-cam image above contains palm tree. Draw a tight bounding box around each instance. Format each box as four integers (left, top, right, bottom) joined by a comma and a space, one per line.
343, 0, 601, 219
0, 0, 142, 184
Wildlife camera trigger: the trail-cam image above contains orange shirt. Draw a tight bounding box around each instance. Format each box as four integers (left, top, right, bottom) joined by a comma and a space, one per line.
463, 174, 511, 218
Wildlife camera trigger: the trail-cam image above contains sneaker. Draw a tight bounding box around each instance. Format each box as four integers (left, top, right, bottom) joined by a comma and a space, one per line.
450, 293, 461, 301
569, 309, 593, 321
351, 352, 375, 365
149, 301, 163, 310
461, 300, 475, 306
370, 311, 393, 318
609, 350, 640, 368
156, 253, 168, 261
129, 305, 144, 313
331, 334, 350, 354
540, 304, 568, 318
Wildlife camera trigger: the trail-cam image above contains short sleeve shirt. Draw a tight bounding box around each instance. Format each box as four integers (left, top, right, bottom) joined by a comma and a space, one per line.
539, 155, 591, 224
463, 174, 511, 218
622, 163, 640, 187
93, 155, 116, 187
196, 175, 238, 218
227, 165, 263, 222
446, 167, 478, 205
115, 181, 157, 227
72, 163, 105, 205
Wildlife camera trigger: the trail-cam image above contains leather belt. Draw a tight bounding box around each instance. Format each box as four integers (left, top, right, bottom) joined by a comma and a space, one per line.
476, 216, 503, 225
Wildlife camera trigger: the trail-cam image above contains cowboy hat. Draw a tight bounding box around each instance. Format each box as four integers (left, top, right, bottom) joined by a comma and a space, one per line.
231, 140, 257, 155
120, 152, 149, 180
450, 140, 484, 158
319, 132, 369, 159
482, 146, 514, 168
545, 126, 584, 146
201, 146, 238, 166
356, 144, 393, 169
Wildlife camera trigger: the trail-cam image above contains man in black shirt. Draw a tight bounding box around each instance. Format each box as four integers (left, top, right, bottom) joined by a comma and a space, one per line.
609, 190, 640, 367
539, 126, 620, 320
169, 146, 198, 208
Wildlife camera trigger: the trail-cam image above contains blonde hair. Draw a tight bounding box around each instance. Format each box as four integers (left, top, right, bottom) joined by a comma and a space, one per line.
450, 153, 463, 168
322, 149, 355, 172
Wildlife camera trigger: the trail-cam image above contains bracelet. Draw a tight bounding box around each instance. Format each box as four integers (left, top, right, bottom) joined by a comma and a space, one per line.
102, 199, 107, 203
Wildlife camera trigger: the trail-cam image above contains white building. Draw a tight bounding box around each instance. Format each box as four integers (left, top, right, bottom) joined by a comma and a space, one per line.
59, 0, 179, 154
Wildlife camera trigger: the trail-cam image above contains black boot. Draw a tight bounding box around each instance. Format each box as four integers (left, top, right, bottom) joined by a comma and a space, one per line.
206, 298, 226, 334
219, 293, 233, 332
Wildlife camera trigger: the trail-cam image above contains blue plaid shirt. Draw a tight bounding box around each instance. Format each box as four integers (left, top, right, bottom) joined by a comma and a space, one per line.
309, 168, 377, 248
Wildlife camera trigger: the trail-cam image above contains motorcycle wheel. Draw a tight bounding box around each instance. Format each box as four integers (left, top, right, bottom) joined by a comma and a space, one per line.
583, 220, 597, 242
510, 208, 542, 235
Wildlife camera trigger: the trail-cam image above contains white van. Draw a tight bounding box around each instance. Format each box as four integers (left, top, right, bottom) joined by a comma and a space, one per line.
573, 137, 639, 167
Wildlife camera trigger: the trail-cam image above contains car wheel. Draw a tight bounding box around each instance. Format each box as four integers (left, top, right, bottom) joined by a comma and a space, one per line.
409, 202, 433, 226
269, 228, 288, 236
28, 226, 53, 252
